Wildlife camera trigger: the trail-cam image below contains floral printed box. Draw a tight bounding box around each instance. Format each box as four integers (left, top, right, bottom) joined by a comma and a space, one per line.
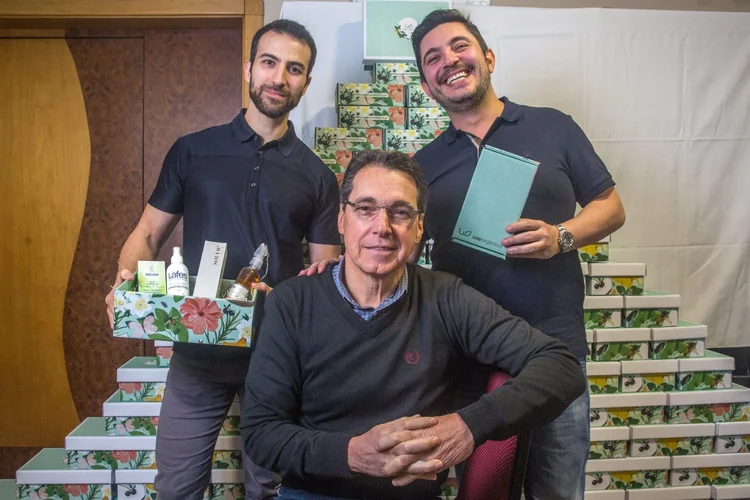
587, 361, 621, 394
114, 275, 255, 347
313, 149, 357, 185
589, 426, 629, 459
623, 292, 680, 328
16, 448, 112, 500
314, 127, 384, 152
650, 322, 707, 359
117, 357, 168, 402
154, 340, 173, 366
579, 241, 610, 263
715, 422, 750, 454
405, 84, 440, 107
337, 106, 405, 129
372, 62, 421, 85
385, 129, 442, 155
590, 393, 667, 427
677, 351, 735, 391
666, 385, 750, 424
620, 359, 678, 392
406, 107, 450, 131
712, 483, 750, 499
586, 329, 594, 361
671, 454, 750, 486
337, 83, 405, 107
592, 328, 650, 362
115, 469, 218, 499
102, 392, 241, 436
584, 456, 670, 490
584, 296, 624, 329
627, 485, 712, 500
629, 423, 714, 457
587, 263, 646, 296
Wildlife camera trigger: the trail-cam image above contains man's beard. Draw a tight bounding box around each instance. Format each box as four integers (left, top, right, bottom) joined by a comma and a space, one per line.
249, 82, 301, 119
428, 61, 492, 113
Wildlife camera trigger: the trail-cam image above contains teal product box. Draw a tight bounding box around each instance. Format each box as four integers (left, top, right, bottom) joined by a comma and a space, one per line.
363, 0, 449, 64
650, 322, 708, 359
584, 456, 670, 490
623, 291, 680, 328
593, 327, 650, 362
715, 422, 750, 454
590, 392, 667, 427
117, 357, 167, 402
406, 106, 451, 130
154, 340, 173, 366
336, 83, 405, 107
671, 453, 750, 487
627, 486, 711, 499
579, 239, 610, 263
385, 129, 441, 155
337, 105, 405, 129
115, 469, 217, 499
584, 296, 624, 329
587, 361, 620, 394
405, 84, 440, 107
583, 491, 626, 500
589, 426, 629, 459
629, 423, 714, 457
620, 359, 678, 392
314, 127, 384, 152
666, 385, 750, 424
113, 274, 255, 347
676, 350, 735, 391
587, 262, 646, 296
451, 145, 538, 259
16, 448, 113, 500
712, 484, 750, 498
372, 62, 421, 85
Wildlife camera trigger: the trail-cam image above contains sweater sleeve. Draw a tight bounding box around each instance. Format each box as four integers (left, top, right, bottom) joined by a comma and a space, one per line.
445, 278, 586, 445
241, 288, 356, 480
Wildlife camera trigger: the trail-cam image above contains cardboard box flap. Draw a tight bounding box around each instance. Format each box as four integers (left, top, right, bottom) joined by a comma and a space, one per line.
589, 262, 647, 277
585, 456, 670, 473
590, 426, 630, 441
587, 361, 621, 376
630, 423, 714, 440
672, 452, 750, 469
678, 350, 735, 372
620, 359, 679, 374
590, 392, 667, 408
712, 484, 750, 499
16, 449, 112, 484
594, 328, 651, 343
584, 295, 624, 310
716, 421, 750, 436
651, 322, 708, 341
624, 291, 681, 309
667, 385, 750, 405
626, 485, 710, 500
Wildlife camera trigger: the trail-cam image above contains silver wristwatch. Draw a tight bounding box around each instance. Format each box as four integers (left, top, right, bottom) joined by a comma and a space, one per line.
556, 224, 575, 253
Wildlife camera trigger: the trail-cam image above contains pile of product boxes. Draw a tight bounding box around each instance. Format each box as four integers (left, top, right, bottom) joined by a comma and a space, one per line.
312, 62, 449, 183
581, 237, 750, 500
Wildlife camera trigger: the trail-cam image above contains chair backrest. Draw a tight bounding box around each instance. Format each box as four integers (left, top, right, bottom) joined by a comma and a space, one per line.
456, 371, 531, 500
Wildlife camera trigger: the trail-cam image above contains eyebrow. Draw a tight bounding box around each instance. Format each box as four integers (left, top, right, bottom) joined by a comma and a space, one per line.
422, 36, 473, 64
258, 52, 306, 72
352, 196, 415, 208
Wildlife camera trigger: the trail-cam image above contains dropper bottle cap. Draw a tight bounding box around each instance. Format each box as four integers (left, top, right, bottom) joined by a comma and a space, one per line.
249, 243, 268, 269
171, 246, 183, 264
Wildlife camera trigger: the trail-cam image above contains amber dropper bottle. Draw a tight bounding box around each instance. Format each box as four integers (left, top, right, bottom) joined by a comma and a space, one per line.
224, 243, 269, 300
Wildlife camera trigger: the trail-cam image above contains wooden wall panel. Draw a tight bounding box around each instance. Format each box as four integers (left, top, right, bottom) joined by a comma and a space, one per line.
144, 29, 242, 262
0, 39, 89, 447
63, 38, 146, 421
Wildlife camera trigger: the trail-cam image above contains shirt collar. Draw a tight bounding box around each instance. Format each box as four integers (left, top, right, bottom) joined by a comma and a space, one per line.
442, 96, 522, 144
332, 257, 409, 312
231, 109, 298, 157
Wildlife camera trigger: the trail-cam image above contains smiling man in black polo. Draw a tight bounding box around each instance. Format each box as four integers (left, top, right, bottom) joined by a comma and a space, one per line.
105, 20, 341, 500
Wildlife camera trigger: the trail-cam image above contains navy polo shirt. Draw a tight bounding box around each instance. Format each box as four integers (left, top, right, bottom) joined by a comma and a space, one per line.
414, 97, 614, 358
149, 111, 341, 362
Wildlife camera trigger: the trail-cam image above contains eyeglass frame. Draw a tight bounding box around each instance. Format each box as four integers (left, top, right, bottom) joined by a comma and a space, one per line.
342, 200, 423, 224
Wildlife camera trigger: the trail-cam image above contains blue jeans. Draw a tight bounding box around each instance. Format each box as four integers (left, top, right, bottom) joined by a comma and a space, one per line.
523, 360, 590, 500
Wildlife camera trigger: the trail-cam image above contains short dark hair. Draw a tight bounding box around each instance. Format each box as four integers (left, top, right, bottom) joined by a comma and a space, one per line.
341, 151, 428, 212
249, 19, 317, 77
411, 9, 489, 82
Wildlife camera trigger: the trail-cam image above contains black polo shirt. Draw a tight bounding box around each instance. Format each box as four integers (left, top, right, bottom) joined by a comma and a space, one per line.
413, 97, 614, 359
149, 111, 341, 362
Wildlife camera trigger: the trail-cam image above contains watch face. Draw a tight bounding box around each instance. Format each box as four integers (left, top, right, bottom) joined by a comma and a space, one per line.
558, 226, 574, 252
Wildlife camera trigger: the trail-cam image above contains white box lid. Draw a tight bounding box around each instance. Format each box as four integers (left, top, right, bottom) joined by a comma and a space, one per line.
667, 385, 750, 405
712, 484, 750, 499
16, 449, 112, 484
623, 291, 681, 309
117, 357, 169, 382
590, 426, 630, 441
584, 295, 624, 309
583, 491, 625, 500
587, 329, 595, 342
626, 485, 710, 500
589, 262, 646, 277
630, 423, 714, 439
716, 421, 750, 436
620, 359, 678, 374
587, 361, 621, 376
678, 350, 735, 372
590, 392, 667, 408
585, 456, 670, 473
102, 392, 240, 416
594, 328, 651, 343
651, 322, 708, 341
154, 340, 173, 347
115, 468, 243, 484
582, 262, 590, 276
672, 452, 750, 469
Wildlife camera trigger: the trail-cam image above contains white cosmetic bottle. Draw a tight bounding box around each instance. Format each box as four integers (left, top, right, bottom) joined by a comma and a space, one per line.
166, 247, 190, 296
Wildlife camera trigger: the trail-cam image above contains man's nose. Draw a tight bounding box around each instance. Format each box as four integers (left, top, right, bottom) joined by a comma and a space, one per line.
371, 208, 393, 234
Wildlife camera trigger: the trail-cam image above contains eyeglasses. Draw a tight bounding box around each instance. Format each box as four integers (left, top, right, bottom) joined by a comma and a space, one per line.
343, 201, 422, 225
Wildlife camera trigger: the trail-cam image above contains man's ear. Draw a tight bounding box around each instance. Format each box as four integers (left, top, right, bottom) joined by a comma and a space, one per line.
485, 48, 496, 73
337, 204, 345, 235
243, 60, 252, 83
301, 75, 312, 97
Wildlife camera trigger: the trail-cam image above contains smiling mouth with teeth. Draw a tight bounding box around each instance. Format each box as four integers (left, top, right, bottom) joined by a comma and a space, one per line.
445, 71, 470, 85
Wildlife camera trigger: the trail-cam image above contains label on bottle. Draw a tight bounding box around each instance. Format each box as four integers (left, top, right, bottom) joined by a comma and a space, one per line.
224, 283, 250, 300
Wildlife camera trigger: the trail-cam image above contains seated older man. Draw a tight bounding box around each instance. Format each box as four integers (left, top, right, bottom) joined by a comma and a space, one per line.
241, 150, 586, 500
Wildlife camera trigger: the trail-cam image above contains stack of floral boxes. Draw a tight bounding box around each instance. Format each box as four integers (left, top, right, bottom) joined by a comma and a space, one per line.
581, 239, 750, 500
12, 342, 246, 500
313, 62, 449, 183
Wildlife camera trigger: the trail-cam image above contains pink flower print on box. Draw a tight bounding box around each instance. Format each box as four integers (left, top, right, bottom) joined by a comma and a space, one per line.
127, 315, 156, 339
180, 298, 222, 334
